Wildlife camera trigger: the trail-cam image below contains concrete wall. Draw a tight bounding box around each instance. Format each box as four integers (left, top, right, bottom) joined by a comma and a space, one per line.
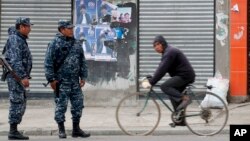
84, 54, 137, 106
215, 0, 230, 79
215, 0, 249, 103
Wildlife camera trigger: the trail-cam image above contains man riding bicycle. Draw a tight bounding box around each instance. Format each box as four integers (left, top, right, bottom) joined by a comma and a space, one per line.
142, 35, 195, 125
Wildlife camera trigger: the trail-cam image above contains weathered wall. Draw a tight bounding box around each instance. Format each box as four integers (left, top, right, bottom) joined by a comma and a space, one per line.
215, 0, 230, 78
215, 0, 249, 102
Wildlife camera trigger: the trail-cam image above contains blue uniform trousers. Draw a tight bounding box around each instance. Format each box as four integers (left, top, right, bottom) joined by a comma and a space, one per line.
7, 77, 26, 124
54, 82, 84, 123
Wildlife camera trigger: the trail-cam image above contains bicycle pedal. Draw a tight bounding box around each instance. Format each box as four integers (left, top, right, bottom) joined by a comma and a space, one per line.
169, 123, 176, 128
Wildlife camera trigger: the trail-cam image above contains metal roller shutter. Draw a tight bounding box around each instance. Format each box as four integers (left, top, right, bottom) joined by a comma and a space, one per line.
0, 0, 71, 94
139, 0, 214, 91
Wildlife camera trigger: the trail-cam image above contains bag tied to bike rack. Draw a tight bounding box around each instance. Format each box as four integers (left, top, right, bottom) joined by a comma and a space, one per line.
201, 71, 229, 108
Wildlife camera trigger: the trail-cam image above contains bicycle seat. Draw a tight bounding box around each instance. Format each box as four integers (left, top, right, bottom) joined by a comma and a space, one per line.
181, 84, 195, 95
186, 84, 195, 88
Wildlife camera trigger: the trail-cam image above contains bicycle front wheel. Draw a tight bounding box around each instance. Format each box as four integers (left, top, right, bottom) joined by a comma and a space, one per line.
184, 91, 229, 136
116, 93, 161, 136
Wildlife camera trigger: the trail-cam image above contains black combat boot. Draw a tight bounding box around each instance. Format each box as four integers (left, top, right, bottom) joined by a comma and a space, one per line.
58, 122, 67, 138
8, 123, 29, 140
72, 122, 90, 138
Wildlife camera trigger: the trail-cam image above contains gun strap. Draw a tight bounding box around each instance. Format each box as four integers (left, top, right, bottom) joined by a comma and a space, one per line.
54, 53, 69, 73
1, 67, 9, 81
54, 41, 74, 73
54, 45, 71, 73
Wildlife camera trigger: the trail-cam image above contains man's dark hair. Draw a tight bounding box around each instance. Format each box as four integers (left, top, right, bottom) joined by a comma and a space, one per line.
58, 27, 65, 32
15, 24, 28, 30
15, 24, 21, 30
159, 41, 167, 47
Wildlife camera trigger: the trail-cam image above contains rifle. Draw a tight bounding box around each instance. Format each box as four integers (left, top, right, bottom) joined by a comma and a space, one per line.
42, 38, 86, 97
42, 81, 59, 98
0, 56, 27, 98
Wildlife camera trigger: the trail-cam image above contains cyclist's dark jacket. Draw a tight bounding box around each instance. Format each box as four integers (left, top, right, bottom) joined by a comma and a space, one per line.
149, 43, 195, 85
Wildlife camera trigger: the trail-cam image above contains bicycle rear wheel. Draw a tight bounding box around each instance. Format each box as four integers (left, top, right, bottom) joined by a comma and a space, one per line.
184, 91, 229, 136
116, 93, 161, 136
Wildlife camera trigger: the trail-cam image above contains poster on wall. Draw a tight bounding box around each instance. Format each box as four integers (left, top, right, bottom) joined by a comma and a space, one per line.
74, 25, 96, 60
74, 0, 137, 83
116, 7, 132, 23
95, 25, 117, 61
74, 0, 119, 62
75, 0, 96, 25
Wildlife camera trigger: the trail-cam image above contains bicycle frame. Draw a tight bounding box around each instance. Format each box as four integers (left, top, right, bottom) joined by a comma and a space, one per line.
149, 89, 175, 112
138, 86, 175, 116
139, 85, 202, 119
116, 83, 229, 136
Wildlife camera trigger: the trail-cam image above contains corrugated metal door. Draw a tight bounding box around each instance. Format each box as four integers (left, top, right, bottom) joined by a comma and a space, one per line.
0, 0, 71, 94
139, 0, 214, 91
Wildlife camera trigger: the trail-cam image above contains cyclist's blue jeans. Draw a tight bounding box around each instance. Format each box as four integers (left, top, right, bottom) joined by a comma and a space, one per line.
160, 76, 192, 110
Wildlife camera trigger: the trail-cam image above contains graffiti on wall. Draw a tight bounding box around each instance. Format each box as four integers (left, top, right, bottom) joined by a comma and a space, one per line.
231, 3, 244, 41
216, 0, 228, 47
234, 26, 244, 40
74, 0, 137, 87
216, 13, 228, 46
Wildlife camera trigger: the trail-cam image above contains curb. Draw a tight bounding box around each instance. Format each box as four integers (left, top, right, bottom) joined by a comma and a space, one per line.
0, 129, 229, 136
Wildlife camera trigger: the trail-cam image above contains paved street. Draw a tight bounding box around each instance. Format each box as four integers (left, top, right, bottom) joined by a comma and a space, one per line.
0, 99, 250, 136
0, 135, 229, 141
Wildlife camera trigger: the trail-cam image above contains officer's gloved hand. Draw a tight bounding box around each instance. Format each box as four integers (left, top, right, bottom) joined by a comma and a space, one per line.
141, 78, 152, 89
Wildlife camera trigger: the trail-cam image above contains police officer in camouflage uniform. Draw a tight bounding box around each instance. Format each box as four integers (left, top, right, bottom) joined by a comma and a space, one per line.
44, 20, 90, 139
4, 17, 33, 140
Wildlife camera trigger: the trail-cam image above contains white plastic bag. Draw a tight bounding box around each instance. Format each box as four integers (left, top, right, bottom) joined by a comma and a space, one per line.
201, 71, 229, 108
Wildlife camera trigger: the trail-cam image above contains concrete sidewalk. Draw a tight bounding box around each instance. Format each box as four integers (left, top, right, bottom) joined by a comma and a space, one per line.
0, 99, 250, 136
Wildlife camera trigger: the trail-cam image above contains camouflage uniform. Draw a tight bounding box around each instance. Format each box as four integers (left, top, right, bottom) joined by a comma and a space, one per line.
44, 20, 88, 124
4, 18, 33, 125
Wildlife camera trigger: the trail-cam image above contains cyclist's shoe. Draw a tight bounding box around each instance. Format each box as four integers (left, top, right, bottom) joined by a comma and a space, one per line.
171, 110, 186, 127
176, 95, 192, 111
169, 122, 176, 127
169, 121, 186, 127
176, 121, 186, 126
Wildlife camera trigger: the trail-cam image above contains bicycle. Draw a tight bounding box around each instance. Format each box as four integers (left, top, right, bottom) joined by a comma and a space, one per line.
115, 80, 229, 136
